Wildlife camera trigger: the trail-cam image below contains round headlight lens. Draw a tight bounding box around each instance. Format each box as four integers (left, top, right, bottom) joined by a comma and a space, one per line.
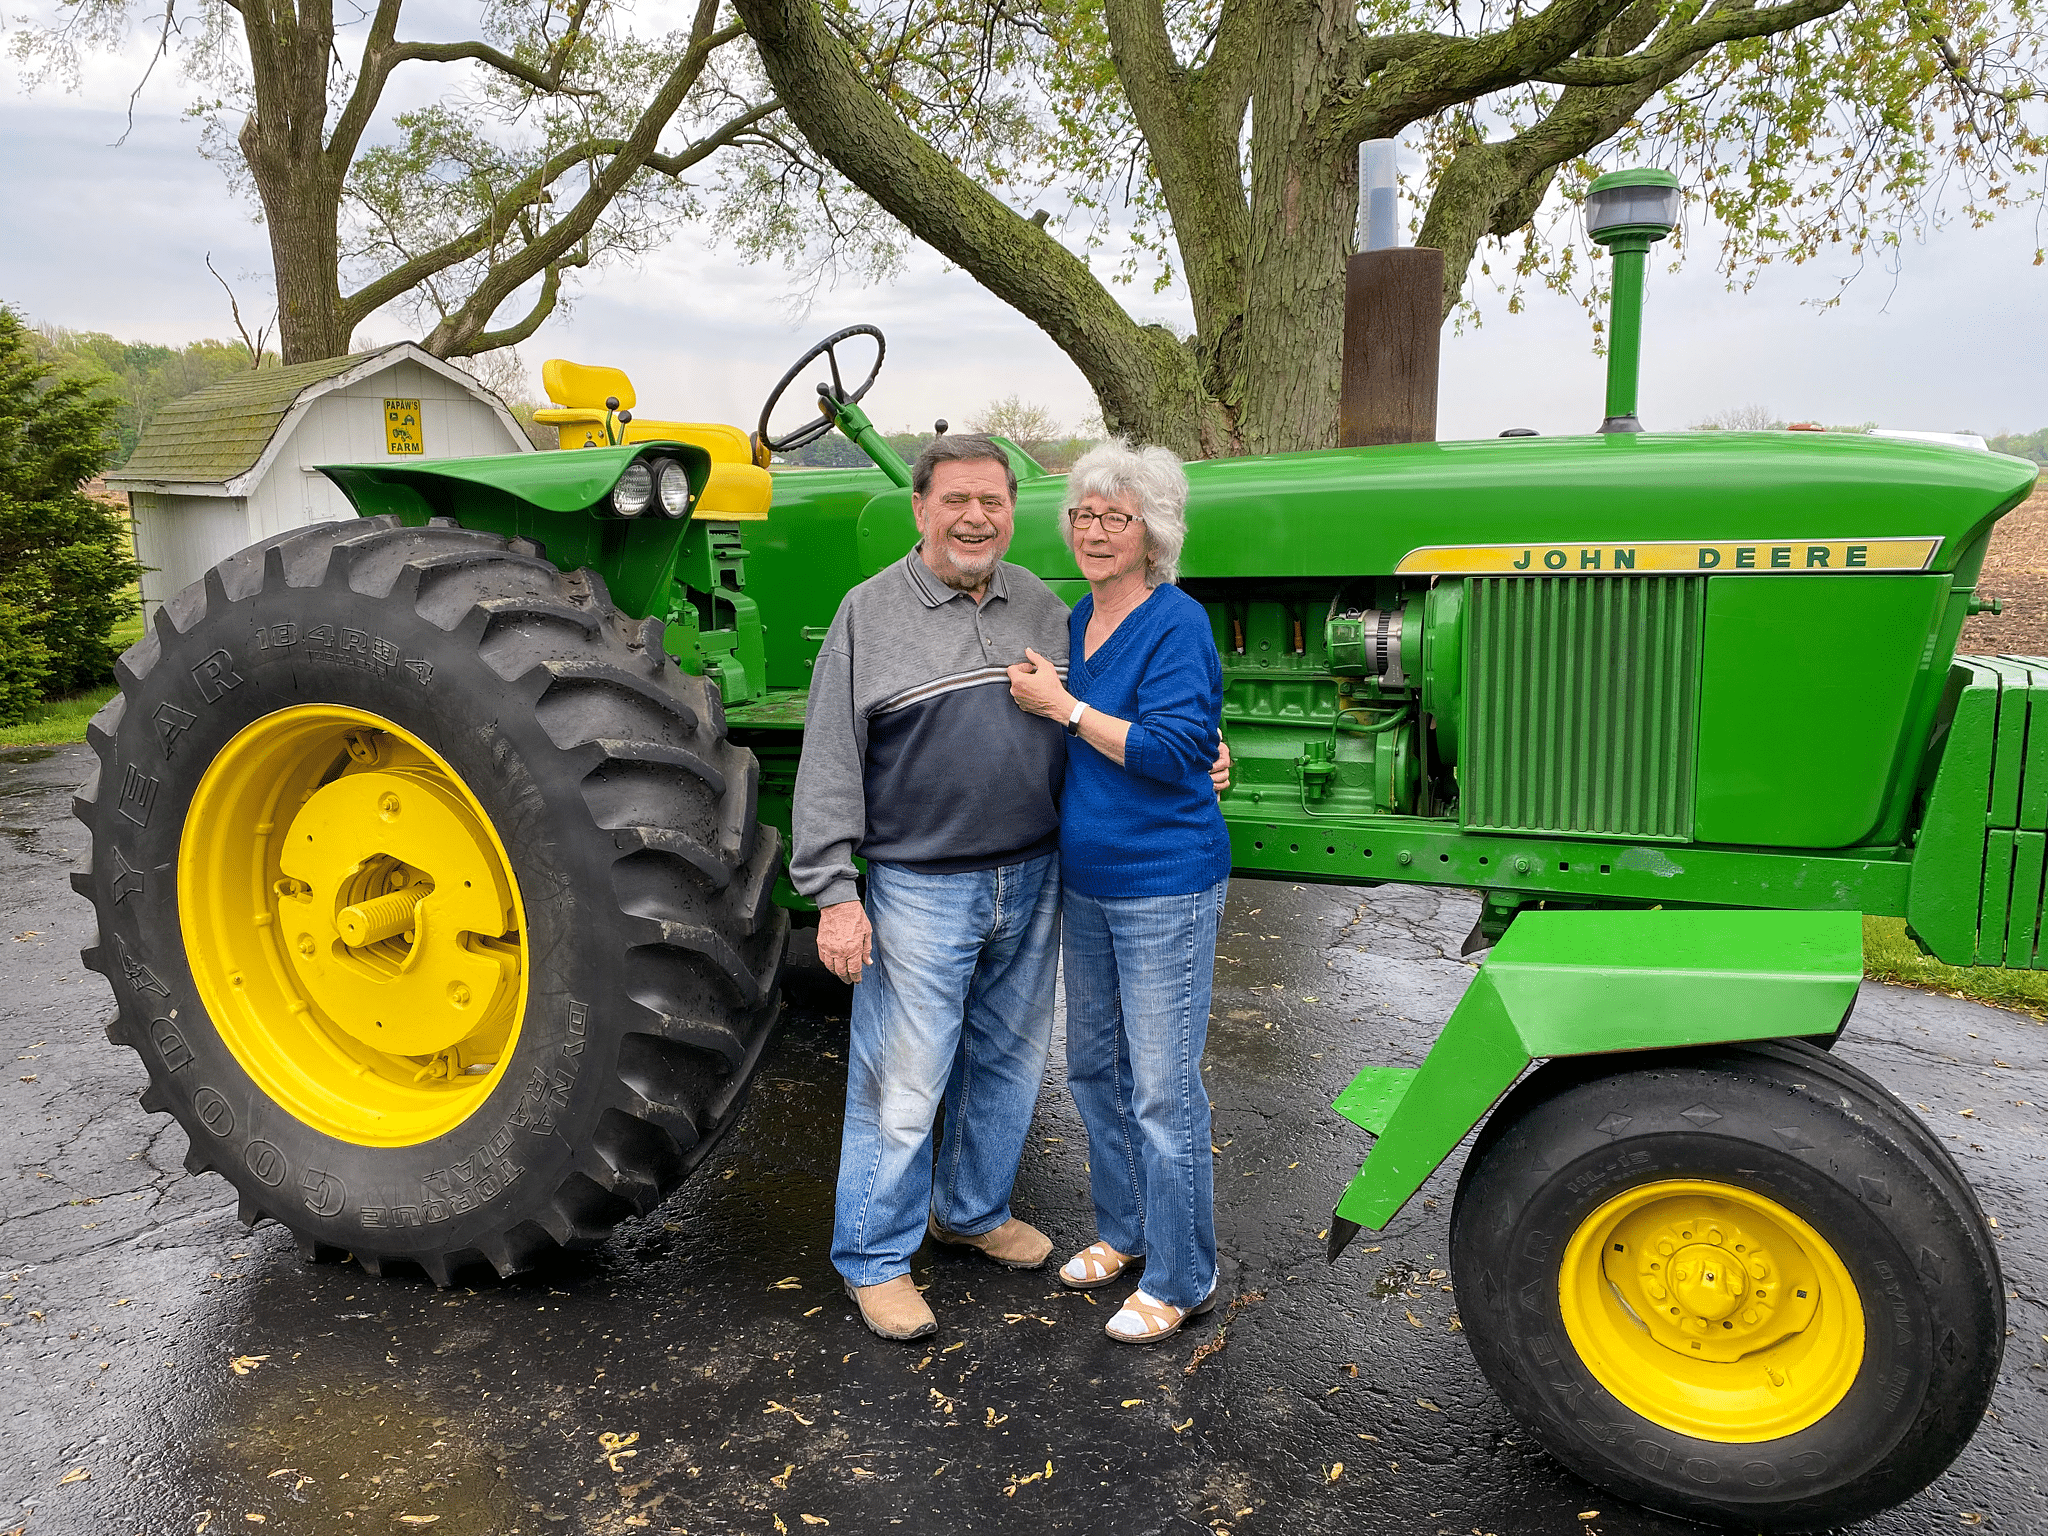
656, 459, 692, 518
611, 461, 653, 517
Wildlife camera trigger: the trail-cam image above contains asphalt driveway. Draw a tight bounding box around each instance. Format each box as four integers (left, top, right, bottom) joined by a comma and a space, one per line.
4, 741, 2044, 1535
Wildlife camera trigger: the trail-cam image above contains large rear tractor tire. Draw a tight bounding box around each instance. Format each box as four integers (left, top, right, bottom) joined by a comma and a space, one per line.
1450, 1040, 2002, 1532
73, 517, 787, 1285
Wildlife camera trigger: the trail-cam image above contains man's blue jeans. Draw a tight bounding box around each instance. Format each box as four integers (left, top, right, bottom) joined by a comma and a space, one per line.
1060, 880, 1226, 1310
832, 852, 1061, 1288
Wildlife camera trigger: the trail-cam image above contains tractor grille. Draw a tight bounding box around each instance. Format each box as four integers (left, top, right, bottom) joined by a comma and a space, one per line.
1461, 576, 1704, 841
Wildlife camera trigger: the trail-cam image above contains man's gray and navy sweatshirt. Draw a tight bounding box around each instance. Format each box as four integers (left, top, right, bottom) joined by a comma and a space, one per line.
790, 551, 1072, 909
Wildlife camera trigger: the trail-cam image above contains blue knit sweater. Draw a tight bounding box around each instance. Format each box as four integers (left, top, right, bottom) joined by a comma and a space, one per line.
1060, 583, 1232, 898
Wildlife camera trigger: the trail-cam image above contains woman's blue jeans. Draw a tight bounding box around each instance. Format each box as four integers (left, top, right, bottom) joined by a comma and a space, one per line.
1060, 879, 1226, 1309
831, 853, 1061, 1288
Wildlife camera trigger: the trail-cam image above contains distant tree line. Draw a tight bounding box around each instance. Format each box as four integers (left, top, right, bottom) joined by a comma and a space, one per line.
776, 395, 1102, 473
1990, 431, 2048, 467
33, 327, 274, 466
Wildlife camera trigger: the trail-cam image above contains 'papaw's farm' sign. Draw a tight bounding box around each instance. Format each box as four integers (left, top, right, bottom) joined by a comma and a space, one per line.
385, 398, 424, 455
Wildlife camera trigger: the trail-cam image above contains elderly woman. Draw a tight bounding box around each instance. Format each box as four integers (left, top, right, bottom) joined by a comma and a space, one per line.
1007, 439, 1231, 1343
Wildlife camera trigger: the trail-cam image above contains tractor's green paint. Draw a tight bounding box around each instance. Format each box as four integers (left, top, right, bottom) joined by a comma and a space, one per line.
1908, 656, 2048, 967
320, 370, 2040, 1246
1696, 575, 1951, 848
1330, 908, 1865, 1230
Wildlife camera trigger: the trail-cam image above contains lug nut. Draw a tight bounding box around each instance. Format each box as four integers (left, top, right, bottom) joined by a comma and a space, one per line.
448, 982, 472, 1008
379, 793, 402, 818
297, 934, 315, 957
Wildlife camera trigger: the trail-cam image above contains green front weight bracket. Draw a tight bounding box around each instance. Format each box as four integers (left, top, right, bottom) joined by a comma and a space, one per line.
1324, 906, 1863, 1260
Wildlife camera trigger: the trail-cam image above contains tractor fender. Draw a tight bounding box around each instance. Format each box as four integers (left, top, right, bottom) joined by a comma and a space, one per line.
1326, 906, 1862, 1249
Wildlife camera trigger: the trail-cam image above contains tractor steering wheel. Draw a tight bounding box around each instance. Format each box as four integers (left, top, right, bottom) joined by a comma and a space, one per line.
756, 324, 886, 454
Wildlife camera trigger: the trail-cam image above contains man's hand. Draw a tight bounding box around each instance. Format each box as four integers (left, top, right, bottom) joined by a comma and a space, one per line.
1007, 647, 1073, 721
817, 900, 874, 985
1210, 737, 1231, 797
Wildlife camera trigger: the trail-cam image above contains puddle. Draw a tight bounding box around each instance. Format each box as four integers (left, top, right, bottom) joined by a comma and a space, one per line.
3, 746, 58, 766
182, 1368, 519, 1534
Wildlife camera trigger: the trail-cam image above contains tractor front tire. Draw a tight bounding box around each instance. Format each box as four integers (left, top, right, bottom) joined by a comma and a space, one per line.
73, 517, 787, 1285
1450, 1040, 2001, 1532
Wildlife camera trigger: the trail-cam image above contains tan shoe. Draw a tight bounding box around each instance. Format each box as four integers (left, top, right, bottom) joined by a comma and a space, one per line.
843, 1275, 937, 1340
926, 1214, 1054, 1270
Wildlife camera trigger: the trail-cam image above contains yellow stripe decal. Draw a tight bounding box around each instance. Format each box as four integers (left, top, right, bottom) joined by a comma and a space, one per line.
1394, 537, 1942, 575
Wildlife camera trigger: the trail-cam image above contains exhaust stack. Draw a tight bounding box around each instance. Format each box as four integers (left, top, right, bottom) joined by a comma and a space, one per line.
1339, 139, 1443, 448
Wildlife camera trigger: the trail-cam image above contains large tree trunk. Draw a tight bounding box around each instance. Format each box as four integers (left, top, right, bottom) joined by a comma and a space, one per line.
1236, 0, 1359, 453
236, 2, 353, 364
253, 166, 352, 363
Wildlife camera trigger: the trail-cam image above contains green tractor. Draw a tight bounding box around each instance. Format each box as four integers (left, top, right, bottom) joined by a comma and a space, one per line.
76, 249, 2036, 1524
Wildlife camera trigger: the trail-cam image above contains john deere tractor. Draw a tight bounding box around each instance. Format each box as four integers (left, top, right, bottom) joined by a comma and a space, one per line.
76, 199, 2038, 1525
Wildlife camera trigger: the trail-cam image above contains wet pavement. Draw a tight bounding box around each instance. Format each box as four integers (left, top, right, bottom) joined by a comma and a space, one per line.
3, 739, 2045, 1536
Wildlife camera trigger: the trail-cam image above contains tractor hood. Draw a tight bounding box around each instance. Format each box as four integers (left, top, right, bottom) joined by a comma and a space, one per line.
856, 432, 2039, 582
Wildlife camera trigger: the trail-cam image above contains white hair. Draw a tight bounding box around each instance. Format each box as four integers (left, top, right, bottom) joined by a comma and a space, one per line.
1060, 439, 1190, 586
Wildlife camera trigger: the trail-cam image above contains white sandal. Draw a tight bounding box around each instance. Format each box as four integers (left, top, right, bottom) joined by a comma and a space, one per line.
1105, 1285, 1219, 1344
1059, 1240, 1139, 1291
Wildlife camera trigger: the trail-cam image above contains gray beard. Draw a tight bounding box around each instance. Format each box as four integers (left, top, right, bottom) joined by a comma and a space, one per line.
925, 539, 999, 590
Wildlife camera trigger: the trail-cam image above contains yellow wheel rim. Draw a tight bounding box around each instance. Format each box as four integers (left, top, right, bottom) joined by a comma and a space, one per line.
1558, 1179, 1865, 1442
179, 705, 528, 1147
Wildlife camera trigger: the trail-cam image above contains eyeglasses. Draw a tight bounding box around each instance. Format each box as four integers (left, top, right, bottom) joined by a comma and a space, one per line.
1068, 508, 1137, 532
937, 492, 1012, 512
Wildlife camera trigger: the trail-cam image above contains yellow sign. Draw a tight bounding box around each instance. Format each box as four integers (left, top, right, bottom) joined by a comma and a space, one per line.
1394, 537, 1942, 576
384, 398, 424, 455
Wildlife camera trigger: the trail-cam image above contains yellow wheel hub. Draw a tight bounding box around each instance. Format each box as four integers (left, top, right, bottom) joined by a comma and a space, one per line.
1558, 1180, 1864, 1442
179, 706, 528, 1147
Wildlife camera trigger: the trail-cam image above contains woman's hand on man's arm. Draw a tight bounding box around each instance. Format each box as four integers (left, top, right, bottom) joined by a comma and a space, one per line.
1006, 647, 1073, 721
1010, 648, 1132, 766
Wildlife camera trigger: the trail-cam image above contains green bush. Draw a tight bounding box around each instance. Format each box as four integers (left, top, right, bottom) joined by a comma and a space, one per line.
0, 597, 52, 727
0, 492, 144, 695
0, 305, 143, 707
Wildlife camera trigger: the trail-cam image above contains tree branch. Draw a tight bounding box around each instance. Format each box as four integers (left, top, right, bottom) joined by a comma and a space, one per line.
1100, 0, 1252, 400
734, 0, 1224, 455
1344, 0, 1639, 141
417, 0, 758, 357
459, 260, 581, 354
1531, 0, 1848, 85
1416, 0, 1848, 319
381, 38, 600, 96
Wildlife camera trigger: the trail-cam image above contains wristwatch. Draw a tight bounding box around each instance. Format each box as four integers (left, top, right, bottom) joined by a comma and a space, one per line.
1065, 700, 1088, 736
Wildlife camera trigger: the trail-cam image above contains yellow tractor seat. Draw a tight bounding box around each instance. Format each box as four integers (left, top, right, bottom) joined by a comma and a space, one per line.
536, 360, 773, 518
541, 359, 636, 411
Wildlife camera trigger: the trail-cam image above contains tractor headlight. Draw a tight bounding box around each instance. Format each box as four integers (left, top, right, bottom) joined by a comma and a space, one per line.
611, 461, 653, 517
656, 459, 692, 518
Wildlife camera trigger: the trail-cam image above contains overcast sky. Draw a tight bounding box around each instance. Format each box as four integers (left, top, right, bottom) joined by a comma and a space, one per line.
4, 34, 2043, 444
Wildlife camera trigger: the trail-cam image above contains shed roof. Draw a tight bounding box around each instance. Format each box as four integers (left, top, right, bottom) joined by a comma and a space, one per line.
107, 343, 524, 493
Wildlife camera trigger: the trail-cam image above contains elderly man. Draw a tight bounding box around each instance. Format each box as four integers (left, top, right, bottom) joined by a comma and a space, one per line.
791, 433, 1070, 1340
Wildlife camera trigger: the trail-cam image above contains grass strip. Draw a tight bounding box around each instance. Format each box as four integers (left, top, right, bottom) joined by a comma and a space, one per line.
1863, 915, 2048, 1023
0, 685, 118, 748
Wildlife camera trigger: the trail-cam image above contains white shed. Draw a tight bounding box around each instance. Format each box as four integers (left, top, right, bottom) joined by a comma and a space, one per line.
107, 344, 530, 616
